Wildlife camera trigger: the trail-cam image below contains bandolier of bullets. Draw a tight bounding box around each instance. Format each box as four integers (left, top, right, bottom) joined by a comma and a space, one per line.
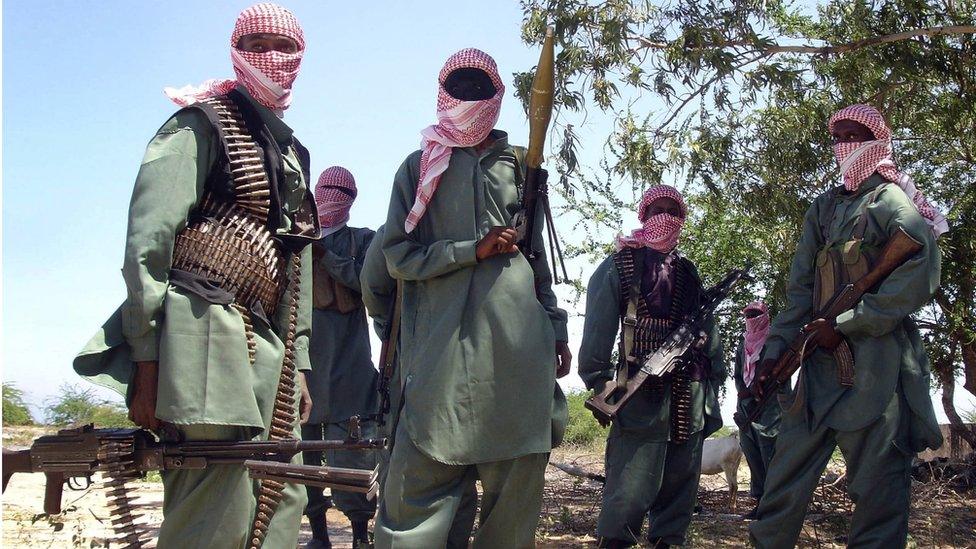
98, 436, 150, 548
614, 249, 695, 441
170, 96, 286, 366
247, 254, 303, 549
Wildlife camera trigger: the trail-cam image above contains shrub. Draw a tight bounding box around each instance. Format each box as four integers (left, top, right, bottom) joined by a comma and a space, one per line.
562, 389, 608, 447
45, 384, 132, 427
2, 383, 34, 426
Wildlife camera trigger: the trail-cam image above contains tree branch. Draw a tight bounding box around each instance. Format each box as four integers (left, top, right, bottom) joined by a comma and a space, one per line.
634, 25, 976, 56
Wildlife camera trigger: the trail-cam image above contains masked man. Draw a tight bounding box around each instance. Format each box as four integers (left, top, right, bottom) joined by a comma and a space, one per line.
733, 301, 780, 519
74, 5, 317, 547
360, 224, 478, 549
749, 104, 947, 548
303, 166, 379, 549
579, 185, 725, 548
374, 48, 571, 548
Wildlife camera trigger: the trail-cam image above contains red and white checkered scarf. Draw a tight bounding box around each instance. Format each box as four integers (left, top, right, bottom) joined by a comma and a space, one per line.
741, 301, 770, 387
164, 3, 304, 116
315, 166, 357, 232
615, 185, 687, 253
829, 104, 948, 238
404, 48, 505, 233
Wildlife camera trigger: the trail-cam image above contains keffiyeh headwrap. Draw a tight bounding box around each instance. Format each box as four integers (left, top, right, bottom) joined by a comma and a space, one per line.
404, 48, 505, 233
741, 301, 770, 387
615, 185, 688, 252
315, 166, 357, 232
164, 3, 305, 116
829, 104, 948, 238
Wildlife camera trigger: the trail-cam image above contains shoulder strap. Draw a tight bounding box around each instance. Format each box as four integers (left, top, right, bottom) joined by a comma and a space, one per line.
852, 183, 888, 240
612, 248, 643, 388
511, 145, 527, 201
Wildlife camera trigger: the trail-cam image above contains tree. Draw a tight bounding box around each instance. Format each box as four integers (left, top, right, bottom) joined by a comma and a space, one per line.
45, 384, 132, 427
3, 383, 34, 426
518, 0, 976, 445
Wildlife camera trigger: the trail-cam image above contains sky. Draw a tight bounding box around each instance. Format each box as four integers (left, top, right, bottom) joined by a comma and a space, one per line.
3, 1, 973, 425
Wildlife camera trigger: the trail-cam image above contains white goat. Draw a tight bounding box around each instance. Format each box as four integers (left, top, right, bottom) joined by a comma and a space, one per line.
700, 432, 743, 512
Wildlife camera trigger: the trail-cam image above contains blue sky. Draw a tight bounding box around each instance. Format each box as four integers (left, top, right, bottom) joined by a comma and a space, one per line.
3, 1, 972, 423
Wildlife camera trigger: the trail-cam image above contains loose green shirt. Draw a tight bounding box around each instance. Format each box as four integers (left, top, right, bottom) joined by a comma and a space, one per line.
75, 87, 313, 436
305, 225, 378, 425
733, 341, 781, 438
763, 174, 942, 450
381, 131, 568, 464
578, 252, 725, 441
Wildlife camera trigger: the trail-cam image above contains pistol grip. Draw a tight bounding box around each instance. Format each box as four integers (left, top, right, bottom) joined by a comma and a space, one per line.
43, 472, 65, 515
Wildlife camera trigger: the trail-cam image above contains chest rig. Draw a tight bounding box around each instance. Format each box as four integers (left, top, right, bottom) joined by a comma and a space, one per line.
811, 183, 888, 387
312, 232, 363, 314
613, 247, 698, 443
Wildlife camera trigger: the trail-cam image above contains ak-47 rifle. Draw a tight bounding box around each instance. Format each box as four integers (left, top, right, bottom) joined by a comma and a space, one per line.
513, 27, 569, 283
2, 422, 385, 547
375, 280, 403, 427
585, 265, 752, 425
734, 227, 924, 427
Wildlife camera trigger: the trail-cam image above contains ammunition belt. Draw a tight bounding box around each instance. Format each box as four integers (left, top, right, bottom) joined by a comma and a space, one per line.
172, 196, 286, 318
670, 372, 693, 444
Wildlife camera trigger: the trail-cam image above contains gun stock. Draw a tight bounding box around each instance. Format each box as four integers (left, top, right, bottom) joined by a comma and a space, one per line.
741, 227, 925, 422
584, 369, 651, 426
2, 448, 32, 491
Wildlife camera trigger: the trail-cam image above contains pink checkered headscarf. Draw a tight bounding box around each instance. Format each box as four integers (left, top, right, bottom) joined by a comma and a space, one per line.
829, 104, 948, 238
741, 301, 770, 387
315, 166, 357, 230
615, 185, 687, 252
404, 49, 505, 233
164, 3, 305, 116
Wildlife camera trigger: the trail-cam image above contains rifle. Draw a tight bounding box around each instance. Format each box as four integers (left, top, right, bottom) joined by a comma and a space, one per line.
734, 227, 923, 427
585, 265, 752, 425
513, 27, 569, 283
375, 280, 403, 427
1, 423, 385, 515
246, 461, 379, 501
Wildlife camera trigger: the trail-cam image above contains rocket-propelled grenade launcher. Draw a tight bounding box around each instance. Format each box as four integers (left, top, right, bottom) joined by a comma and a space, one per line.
513, 28, 569, 283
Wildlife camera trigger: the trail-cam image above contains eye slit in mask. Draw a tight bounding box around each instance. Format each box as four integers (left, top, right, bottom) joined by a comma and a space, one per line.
443, 68, 497, 101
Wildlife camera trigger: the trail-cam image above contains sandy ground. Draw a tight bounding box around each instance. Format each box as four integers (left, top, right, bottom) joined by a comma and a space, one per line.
3, 427, 974, 548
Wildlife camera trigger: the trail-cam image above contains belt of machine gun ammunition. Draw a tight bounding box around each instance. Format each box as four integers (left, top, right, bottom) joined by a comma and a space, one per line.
247, 254, 303, 549
98, 436, 152, 548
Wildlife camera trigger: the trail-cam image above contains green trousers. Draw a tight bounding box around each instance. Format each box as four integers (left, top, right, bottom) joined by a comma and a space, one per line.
376, 411, 477, 549
374, 422, 548, 549
597, 431, 704, 546
158, 424, 307, 549
740, 425, 777, 498
749, 391, 912, 549
302, 421, 378, 522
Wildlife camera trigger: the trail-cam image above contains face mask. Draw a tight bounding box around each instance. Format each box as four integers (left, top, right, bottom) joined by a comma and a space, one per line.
232, 48, 303, 115
833, 139, 886, 191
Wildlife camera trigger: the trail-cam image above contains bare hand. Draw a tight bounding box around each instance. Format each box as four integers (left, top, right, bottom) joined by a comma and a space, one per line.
555, 341, 573, 378
752, 358, 778, 400
803, 318, 843, 351
476, 226, 519, 261
299, 372, 313, 424
129, 361, 161, 431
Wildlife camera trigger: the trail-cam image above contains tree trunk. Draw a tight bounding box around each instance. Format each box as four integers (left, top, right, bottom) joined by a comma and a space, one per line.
939, 372, 976, 454
962, 340, 976, 396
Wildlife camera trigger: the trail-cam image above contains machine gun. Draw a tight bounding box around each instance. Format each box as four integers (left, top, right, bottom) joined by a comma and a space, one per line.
2, 422, 385, 547
585, 265, 752, 425
734, 227, 924, 427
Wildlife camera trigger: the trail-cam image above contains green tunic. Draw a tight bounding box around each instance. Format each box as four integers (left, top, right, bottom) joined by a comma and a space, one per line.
381, 131, 568, 464
760, 174, 942, 449
751, 174, 943, 549
577, 253, 725, 440
734, 341, 780, 498
72, 87, 313, 548
306, 225, 378, 425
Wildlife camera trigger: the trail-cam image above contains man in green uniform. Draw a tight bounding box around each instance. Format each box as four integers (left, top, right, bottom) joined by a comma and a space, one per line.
73, 4, 317, 548
733, 300, 780, 519
749, 104, 948, 548
373, 48, 571, 548
302, 166, 379, 548
360, 224, 478, 549
579, 184, 725, 548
